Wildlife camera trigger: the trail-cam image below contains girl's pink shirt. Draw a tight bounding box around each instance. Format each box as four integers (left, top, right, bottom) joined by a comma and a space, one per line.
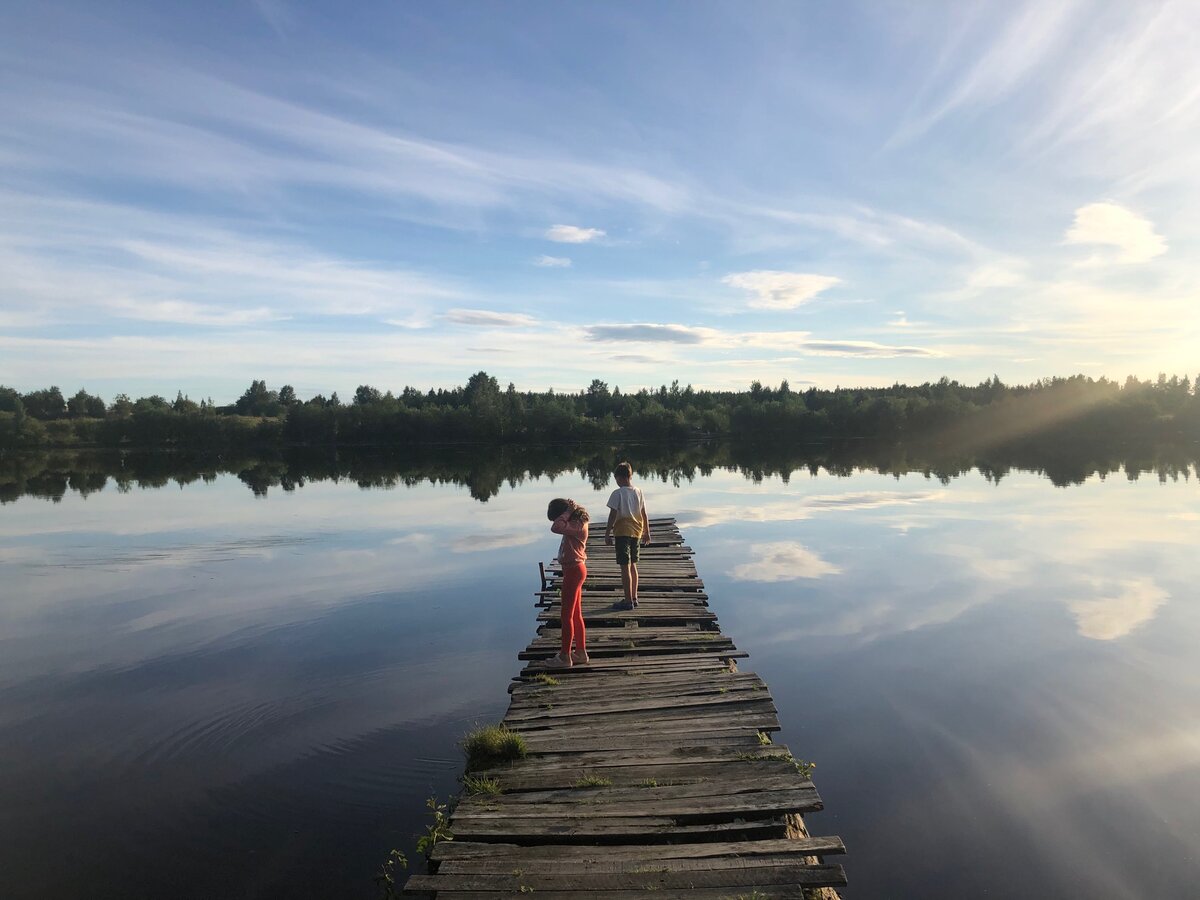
551, 512, 588, 566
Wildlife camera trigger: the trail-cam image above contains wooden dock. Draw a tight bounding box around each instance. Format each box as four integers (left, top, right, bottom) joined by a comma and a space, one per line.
404, 517, 846, 898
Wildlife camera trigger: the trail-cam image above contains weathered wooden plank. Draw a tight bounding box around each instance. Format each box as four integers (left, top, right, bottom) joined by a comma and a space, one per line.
510, 684, 768, 710
475, 743, 796, 774
509, 675, 762, 698
513, 721, 775, 742
453, 788, 822, 820
440, 852, 842, 875
513, 724, 779, 750
430, 890, 822, 900
516, 661, 742, 678
523, 650, 734, 666
516, 733, 768, 756
404, 863, 846, 892
478, 759, 801, 792
470, 773, 810, 803
510, 670, 760, 696
518, 645, 738, 661
505, 690, 776, 722
505, 701, 780, 726
507, 712, 781, 738
449, 815, 792, 842
431, 836, 846, 862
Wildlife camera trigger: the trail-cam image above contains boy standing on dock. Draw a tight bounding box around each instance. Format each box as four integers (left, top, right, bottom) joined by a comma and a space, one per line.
604, 461, 650, 611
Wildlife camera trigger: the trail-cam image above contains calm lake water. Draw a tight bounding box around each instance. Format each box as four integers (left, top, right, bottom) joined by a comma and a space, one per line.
2, 447, 1199, 898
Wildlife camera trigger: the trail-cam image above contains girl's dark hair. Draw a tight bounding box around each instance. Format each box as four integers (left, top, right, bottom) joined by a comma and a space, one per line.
547, 498, 589, 522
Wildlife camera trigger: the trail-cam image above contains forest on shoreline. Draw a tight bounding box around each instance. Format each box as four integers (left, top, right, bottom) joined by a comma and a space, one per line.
2, 371, 1198, 455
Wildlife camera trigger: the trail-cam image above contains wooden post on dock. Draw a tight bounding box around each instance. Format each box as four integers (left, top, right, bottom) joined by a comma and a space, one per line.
404, 516, 846, 897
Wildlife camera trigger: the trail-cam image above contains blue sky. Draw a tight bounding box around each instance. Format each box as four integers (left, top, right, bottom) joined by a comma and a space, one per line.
1, 0, 1196, 400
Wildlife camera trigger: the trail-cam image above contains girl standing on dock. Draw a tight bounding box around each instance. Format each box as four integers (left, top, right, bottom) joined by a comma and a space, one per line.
547, 498, 589, 668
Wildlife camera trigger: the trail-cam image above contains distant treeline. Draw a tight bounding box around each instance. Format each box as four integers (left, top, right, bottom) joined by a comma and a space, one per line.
2, 371, 1199, 453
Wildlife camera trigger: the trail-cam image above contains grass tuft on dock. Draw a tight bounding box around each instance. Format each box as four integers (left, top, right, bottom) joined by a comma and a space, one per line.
462, 724, 527, 772
461, 774, 502, 795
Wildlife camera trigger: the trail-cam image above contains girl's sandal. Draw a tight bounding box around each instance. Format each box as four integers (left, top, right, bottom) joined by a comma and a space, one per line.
571, 650, 590, 665
545, 653, 573, 669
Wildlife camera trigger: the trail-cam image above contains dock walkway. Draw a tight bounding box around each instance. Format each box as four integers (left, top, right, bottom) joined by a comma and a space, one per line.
405, 517, 846, 898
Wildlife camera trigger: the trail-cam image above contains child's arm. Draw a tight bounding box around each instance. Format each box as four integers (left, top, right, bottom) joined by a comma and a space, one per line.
551, 512, 586, 539
604, 508, 617, 545
640, 498, 650, 545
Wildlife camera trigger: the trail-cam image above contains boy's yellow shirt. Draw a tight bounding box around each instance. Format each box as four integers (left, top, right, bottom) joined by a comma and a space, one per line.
607, 484, 645, 538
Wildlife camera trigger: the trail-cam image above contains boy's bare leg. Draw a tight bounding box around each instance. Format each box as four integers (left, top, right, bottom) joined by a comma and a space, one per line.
620, 564, 633, 606
630, 562, 639, 606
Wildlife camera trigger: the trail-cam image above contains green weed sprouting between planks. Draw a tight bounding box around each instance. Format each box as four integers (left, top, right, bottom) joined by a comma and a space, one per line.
531, 673, 560, 686
373, 849, 407, 899
415, 796, 453, 858
462, 724, 527, 772
736, 750, 816, 777
575, 774, 613, 788
757, 731, 772, 745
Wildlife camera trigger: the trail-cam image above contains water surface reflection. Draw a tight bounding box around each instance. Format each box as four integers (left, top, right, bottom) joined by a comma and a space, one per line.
1, 445, 1198, 898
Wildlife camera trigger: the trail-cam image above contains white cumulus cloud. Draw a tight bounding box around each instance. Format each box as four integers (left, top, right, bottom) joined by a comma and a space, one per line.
730, 542, 842, 582
546, 224, 605, 243
722, 270, 841, 309
1065, 202, 1167, 265
1067, 578, 1169, 640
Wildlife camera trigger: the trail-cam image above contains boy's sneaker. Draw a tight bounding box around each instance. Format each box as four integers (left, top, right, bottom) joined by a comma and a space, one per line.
545, 653, 573, 668
571, 649, 590, 665
617, 600, 635, 611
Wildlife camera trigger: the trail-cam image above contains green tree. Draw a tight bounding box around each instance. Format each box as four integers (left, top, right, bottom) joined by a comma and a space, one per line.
68, 388, 106, 418
22, 386, 67, 419
110, 394, 134, 417
172, 391, 200, 414
464, 371, 500, 409
585, 379, 611, 418
354, 384, 382, 406
235, 380, 279, 416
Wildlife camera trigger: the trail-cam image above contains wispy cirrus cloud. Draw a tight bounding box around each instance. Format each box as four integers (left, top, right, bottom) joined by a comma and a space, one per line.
582, 323, 941, 358
679, 490, 945, 529
451, 531, 539, 553
800, 340, 941, 359
545, 224, 605, 243
0, 53, 694, 231
0, 192, 462, 328
722, 270, 841, 309
443, 308, 538, 328
584, 324, 714, 344
888, 0, 1084, 147
533, 254, 571, 267
108, 299, 284, 326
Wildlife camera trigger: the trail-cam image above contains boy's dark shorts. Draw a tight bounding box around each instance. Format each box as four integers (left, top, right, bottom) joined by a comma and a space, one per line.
614, 536, 641, 565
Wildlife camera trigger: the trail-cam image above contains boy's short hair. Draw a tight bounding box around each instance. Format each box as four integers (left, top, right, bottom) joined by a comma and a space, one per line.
613, 461, 632, 480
